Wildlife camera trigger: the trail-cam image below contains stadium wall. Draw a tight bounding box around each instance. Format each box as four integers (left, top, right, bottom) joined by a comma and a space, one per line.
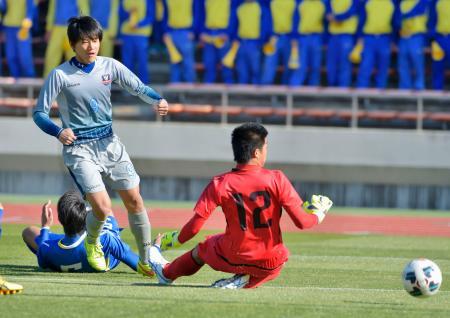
2, 117, 450, 209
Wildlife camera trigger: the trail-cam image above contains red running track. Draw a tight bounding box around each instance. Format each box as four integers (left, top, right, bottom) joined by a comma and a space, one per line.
2, 203, 450, 237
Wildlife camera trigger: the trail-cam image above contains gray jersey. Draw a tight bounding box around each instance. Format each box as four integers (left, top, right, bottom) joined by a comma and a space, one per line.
34, 56, 161, 144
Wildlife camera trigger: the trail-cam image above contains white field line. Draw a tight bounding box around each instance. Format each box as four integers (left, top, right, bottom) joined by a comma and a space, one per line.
6, 276, 450, 294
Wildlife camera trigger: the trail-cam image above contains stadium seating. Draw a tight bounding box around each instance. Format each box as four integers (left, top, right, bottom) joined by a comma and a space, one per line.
1, 79, 450, 130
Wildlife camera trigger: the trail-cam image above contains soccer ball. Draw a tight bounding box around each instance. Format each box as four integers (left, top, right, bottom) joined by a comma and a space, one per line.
402, 258, 442, 298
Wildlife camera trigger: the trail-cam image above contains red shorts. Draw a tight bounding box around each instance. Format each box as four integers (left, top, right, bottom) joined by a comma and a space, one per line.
197, 234, 285, 288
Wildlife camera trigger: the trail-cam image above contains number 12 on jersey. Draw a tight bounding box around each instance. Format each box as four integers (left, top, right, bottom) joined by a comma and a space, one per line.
232, 190, 272, 231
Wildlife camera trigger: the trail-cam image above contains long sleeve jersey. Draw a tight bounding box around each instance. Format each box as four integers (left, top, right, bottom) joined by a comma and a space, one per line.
33, 56, 162, 144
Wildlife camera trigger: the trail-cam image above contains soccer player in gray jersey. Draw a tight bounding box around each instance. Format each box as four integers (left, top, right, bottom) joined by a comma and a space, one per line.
32, 16, 169, 276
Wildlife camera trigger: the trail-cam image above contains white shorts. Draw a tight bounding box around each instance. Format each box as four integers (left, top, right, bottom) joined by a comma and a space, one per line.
63, 135, 140, 194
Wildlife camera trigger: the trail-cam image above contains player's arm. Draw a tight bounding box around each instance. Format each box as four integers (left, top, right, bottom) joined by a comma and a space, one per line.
276, 171, 331, 228
401, 0, 428, 19
36, 243, 51, 269
333, 0, 359, 21
33, 70, 76, 145
35, 200, 54, 270
159, 213, 207, 250
160, 180, 218, 250
112, 60, 168, 116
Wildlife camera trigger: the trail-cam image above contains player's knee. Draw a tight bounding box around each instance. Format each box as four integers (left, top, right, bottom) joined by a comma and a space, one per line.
124, 195, 144, 212
21, 227, 34, 244
191, 246, 205, 266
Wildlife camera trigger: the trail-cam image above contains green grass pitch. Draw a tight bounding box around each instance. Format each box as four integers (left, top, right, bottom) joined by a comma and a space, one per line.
1, 219, 450, 318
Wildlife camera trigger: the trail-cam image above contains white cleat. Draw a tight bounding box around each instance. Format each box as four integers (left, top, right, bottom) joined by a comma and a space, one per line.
149, 245, 172, 285
211, 274, 250, 289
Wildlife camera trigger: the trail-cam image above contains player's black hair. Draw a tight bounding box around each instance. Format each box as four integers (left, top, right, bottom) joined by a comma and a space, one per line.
67, 16, 103, 46
57, 190, 87, 236
231, 122, 268, 164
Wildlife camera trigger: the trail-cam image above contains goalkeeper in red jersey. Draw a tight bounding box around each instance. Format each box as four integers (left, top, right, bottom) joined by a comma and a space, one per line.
149, 122, 333, 289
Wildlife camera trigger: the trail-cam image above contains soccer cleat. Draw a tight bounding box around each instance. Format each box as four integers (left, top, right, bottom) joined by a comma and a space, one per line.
211, 274, 250, 289
137, 261, 155, 278
149, 245, 172, 285
0, 277, 23, 295
84, 240, 107, 271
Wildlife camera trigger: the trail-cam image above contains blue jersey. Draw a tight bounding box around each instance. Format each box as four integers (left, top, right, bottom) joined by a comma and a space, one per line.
36, 216, 138, 272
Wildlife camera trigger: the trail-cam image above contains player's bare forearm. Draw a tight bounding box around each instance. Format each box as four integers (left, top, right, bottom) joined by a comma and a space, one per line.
41, 200, 54, 228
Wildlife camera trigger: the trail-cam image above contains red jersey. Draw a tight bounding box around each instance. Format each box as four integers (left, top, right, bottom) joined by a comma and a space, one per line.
184, 164, 318, 270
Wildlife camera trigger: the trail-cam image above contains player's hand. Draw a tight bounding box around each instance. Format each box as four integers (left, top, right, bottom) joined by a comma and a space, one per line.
159, 231, 181, 251
155, 99, 169, 116
58, 128, 77, 145
302, 195, 333, 224
41, 200, 54, 228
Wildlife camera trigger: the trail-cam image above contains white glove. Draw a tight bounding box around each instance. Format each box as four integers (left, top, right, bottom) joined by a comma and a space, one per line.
302, 195, 333, 224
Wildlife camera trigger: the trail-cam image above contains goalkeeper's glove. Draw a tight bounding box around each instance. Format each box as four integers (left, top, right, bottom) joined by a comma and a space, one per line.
159, 230, 182, 251
302, 195, 333, 224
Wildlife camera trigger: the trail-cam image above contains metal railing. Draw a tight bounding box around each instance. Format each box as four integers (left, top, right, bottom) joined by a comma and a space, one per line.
1, 77, 450, 130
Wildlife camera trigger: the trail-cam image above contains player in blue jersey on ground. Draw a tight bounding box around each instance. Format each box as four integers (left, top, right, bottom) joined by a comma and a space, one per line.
32, 16, 169, 276
21, 191, 143, 274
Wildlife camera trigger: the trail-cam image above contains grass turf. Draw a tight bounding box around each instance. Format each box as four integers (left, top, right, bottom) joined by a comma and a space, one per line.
0, 222, 449, 317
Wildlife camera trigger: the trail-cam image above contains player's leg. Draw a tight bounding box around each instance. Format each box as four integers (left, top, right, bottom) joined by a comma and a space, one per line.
309, 35, 323, 86
375, 36, 391, 89
356, 36, 375, 88
21, 226, 41, 253
244, 271, 281, 289
62, 32, 73, 61
260, 43, 279, 85
338, 35, 354, 88
117, 186, 154, 276
203, 42, 218, 83
177, 31, 196, 83
4, 27, 20, 77
326, 35, 339, 86
100, 28, 114, 57
410, 35, 425, 91
295, 36, 310, 86
18, 35, 36, 77
248, 41, 262, 85
135, 36, 150, 84
84, 190, 112, 271
149, 235, 204, 284
63, 144, 110, 271
398, 38, 412, 89
43, 27, 65, 76
236, 42, 249, 84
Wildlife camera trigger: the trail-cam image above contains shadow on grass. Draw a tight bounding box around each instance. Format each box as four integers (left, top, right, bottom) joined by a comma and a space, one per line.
132, 282, 211, 289
0, 264, 40, 275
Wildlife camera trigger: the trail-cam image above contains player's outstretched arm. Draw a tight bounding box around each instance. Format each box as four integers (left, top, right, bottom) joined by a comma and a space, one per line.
159, 213, 207, 251
302, 195, 333, 224
112, 59, 168, 115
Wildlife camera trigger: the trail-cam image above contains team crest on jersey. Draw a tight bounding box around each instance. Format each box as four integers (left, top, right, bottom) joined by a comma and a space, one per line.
101, 74, 112, 85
